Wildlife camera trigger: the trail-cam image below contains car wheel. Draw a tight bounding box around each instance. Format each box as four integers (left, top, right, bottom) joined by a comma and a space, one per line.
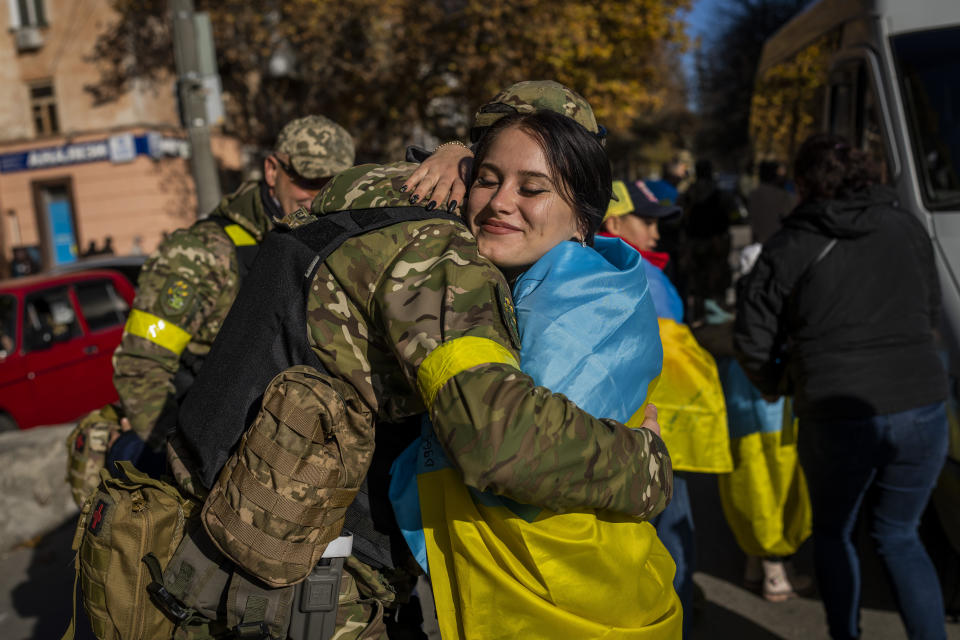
0, 413, 18, 432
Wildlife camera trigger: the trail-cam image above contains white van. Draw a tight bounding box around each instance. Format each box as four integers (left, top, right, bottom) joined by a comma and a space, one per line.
750, 0, 960, 548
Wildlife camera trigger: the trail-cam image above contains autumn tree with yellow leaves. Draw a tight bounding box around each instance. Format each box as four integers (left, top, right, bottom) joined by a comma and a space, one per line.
88, 0, 692, 161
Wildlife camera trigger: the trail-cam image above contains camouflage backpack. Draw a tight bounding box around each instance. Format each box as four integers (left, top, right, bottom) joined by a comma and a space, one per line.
126, 366, 380, 640
201, 365, 374, 587
66, 405, 123, 508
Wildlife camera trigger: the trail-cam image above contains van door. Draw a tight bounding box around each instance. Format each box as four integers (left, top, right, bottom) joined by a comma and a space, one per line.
890, 27, 960, 365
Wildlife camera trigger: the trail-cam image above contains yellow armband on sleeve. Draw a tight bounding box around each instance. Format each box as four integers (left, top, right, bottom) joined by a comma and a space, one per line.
417, 336, 519, 410
124, 309, 192, 356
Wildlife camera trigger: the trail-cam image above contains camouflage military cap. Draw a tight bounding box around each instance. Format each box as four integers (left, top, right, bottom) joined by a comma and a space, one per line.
471, 80, 599, 141
312, 162, 419, 214
275, 115, 356, 179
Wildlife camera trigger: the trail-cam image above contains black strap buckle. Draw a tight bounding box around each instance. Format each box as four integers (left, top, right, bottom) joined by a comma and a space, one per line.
142, 553, 192, 623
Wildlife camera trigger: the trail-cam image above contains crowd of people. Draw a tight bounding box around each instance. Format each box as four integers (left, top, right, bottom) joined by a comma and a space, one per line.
61, 79, 952, 640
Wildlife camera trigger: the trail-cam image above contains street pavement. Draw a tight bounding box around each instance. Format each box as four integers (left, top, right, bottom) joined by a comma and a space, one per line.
0, 444, 958, 639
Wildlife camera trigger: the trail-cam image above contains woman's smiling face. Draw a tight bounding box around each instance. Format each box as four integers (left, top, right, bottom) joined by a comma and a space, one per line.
465, 125, 580, 280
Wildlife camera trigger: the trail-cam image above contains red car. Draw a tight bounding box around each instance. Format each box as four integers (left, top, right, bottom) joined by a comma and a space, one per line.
0, 270, 135, 430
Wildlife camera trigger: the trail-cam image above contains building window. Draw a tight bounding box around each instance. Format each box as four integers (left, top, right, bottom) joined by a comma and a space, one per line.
8, 0, 47, 28
30, 81, 58, 136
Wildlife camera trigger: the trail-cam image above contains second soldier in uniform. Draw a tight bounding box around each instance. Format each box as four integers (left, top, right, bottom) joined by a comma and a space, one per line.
108, 115, 355, 466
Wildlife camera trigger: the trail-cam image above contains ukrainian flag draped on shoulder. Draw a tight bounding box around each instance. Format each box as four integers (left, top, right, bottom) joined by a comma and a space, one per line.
638, 260, 733, 473
391, 237, 681, 639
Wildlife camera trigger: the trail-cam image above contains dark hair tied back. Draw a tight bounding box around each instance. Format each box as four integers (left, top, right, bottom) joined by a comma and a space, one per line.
794, 133, 879, 200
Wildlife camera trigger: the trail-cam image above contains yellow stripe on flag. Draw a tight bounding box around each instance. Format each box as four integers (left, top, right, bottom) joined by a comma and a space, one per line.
632, 318, 734, 473
419, 466, 683, 639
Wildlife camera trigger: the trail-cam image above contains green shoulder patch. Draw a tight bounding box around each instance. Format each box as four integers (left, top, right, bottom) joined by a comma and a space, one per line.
159, 276, 195, 317
496, 282, 521, 351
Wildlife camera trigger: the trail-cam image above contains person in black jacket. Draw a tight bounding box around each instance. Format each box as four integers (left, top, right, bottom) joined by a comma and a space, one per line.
734, 134, 949, 640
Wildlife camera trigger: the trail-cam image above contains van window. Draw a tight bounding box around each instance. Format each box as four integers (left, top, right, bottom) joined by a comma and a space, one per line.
75, 279, 130, 332
0, 295, 16, 356
892, 26, 960, 210
828, 59, 890, 182
23, 287, 81, 352
750, 30, 840, 169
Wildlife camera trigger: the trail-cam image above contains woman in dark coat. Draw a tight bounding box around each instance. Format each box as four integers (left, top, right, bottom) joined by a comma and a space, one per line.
734, 134, 949, 640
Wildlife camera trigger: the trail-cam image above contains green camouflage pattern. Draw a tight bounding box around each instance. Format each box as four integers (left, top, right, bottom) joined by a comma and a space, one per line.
332, 559, 389, 639
311, 162, 415, 213
472, 80, 599, 134
202, 366, 375, 586
112, 182, 274, 445
276, 115, 356, 179
65, 404, 121, 507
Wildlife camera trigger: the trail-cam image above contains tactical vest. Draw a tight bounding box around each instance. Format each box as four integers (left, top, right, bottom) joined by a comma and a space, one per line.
152, 216, 263, 446
177, 207, 459, 570
172, 216, 261, 390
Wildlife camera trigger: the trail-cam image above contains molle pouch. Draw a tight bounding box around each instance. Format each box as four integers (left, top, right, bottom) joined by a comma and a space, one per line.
66, 405, 122, 508
66, 461, 199, 640
201, 365, 375, 588
160, 526, 297, 640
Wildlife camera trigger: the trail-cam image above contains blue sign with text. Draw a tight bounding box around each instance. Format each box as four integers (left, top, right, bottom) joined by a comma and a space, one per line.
0, 134, 184, 174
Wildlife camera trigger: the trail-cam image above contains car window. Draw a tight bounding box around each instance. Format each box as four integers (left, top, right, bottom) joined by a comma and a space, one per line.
0, 294, 16, 356
23, 287, 81, 352
75, 279, 130, 331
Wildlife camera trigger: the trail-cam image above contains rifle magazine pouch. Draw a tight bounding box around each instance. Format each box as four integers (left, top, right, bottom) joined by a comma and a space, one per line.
66, 405, 121, 509
202, 365, 375, 587
73, 461, 199, 640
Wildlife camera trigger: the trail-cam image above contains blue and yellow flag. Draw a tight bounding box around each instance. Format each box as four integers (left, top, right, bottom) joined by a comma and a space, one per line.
392, 237, 681, 639
715, 357, 811, 557
632, 260, 732, 473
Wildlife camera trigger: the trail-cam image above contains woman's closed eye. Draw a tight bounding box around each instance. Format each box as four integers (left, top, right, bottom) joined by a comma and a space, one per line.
474, 175, 499, 188
519, 185, 549, 196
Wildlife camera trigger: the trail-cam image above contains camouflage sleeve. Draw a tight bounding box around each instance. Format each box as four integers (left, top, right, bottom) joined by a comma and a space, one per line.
112, 225, 238, 445
371, 222, 672, 519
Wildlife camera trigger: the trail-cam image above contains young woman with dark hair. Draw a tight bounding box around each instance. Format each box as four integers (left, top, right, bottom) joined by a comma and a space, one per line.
734, 133, 949, 640
392, 110, 683, 638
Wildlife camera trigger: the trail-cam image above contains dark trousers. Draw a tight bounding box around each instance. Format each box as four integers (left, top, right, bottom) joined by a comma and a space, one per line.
799, 402, 948, 640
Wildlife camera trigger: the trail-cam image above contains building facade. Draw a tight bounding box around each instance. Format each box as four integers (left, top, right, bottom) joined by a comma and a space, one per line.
0, 0, 243, 275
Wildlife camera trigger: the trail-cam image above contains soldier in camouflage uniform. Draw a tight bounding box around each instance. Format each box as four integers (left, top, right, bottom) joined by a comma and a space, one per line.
402, 79, 603, 210
182, 160, 671, 638
110, 115, 354, 462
